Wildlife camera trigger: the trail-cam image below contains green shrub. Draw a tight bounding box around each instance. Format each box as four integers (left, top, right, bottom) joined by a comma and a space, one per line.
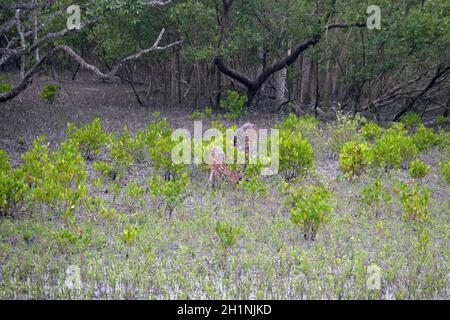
93, 141, 132, 183
117, 128, 146, 163
215, 221, 241, 249
52, 226, 92, 251
360, 179, 390, 217
395, 181, 430, 223
190, 106, 213, 120
124, 181, 145, 200
40, 84, 62, 104
399, 112, 421, 130
278, 130, 314, 180
285, 184, 333, 241
124, 180, 145, 209
20, 136, 87, 217
372, 125, 417, 169
210, 120, 232, 133
412, 124, 440, 152
436, 115, 449, 129
339, 141, 373, 178
66, 118, 108, 160
440, 161, 450, 185
237, 176, 269, 198
360, 121, 383, 141
94, 128, 145, 182
435, 131, 450, 151
147, 118, 186, 179
0, 83, 12, 94
0, 150, 27, 216
219, 90, 247, 120
277, 113, 319, 141
148, 172, 190, 217
328, 112, 366, 156
409, 159, 430, 179
93, 161, 115, 181
118, 225, 139, 246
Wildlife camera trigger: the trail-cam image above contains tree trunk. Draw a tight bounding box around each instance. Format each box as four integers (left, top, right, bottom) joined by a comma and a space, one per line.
299, 54, 312, 106
275, 48, 291, 108
275, 67, 288, 108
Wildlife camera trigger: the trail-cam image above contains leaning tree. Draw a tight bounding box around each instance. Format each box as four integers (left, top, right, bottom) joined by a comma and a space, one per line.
172, 0, 450, 119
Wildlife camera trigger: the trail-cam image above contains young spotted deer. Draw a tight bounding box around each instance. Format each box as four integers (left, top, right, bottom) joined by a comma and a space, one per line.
207, 145, 244, 188
207, 123, 258, 188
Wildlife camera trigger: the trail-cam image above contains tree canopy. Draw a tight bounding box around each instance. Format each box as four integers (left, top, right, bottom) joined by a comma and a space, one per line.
1, 0, 449, 120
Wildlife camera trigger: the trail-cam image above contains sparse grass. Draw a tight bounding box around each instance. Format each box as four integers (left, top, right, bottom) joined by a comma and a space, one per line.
0, 115, 448, 300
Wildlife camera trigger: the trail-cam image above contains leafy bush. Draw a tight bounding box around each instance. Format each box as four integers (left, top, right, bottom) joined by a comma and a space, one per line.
219, 90, 247, 120
52, 228, 90, 249
124, 181, 145, 201
360, 179, 390, 217
435, 131, 450, 153
93, 161, 115, 181
190, 106, 213, 120
436, 115, 449, 129
40, 84, 62, 104
210, 120, 232, 133
117, 128, 146, 163
440, 161, 450, 186
215, 221, 241, 249
339, 141, 373, 178
360, 121, 383, 141
147, 118, 185, 179
372, 125, 417, 169
285, 184, 333, 241
328, 112, 366, 156
277, 113, 319, 141
148, 173, 190, 216
0, 83, 12, 94
0, 150, 27, 216
399, 112, 421, 130
119, 225, 139, 246
20, 136, 87, 217
412, 124, 440, 152
278, 130, 314, 180
409, 159, 430, 179
395, 182, 430, 223
237, 176, 268, 198
66, 118, 108, 160
94, 128, 145, 182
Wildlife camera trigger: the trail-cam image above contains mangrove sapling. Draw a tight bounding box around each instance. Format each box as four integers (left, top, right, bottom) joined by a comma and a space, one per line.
360, 179, 391, 218
409, 159, 431, 180
148, 173, 190, 217
215, 221, 241, 269
285, 184, 333, 241
118, 224, 139, 259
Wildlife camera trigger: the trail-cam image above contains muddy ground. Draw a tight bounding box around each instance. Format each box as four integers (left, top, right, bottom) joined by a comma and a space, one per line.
0, 72, 284, 165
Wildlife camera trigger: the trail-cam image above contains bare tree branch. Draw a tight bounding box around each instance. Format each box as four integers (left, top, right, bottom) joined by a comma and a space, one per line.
0, 16, 101, 67
0, 29, 182, 102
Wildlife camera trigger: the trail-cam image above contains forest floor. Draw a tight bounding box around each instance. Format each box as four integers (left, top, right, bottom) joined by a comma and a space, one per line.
0, 74, 448, 299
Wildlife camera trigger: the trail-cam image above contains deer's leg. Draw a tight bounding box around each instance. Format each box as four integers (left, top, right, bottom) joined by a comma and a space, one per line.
209, 169, 215, 188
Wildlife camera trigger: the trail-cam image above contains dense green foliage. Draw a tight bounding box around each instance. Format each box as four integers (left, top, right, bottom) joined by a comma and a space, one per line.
40, 84, 62, 104
339, 141, 372, 178
409, 159, 431, 180
286, 184, 333, 241
66, 118, 109, 160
